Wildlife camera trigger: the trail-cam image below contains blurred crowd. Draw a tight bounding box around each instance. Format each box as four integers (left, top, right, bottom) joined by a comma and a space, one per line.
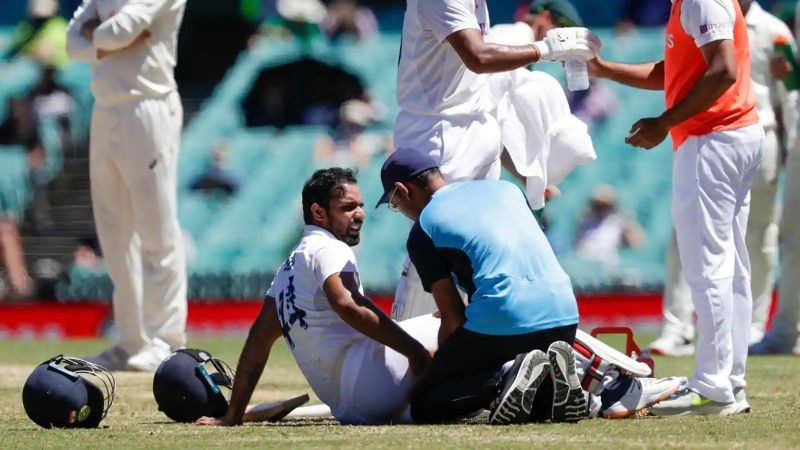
1, 0, 800, 301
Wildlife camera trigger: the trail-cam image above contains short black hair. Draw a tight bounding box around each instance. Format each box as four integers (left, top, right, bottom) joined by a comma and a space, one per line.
411, 167, 442, 189
302, 168, 358, 225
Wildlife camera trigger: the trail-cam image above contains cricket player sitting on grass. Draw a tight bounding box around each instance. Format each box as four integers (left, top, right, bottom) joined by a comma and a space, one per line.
196, 166, 681, 426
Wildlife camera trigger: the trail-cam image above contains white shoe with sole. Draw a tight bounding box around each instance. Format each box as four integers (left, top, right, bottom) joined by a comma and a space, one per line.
648, 335, 694, 357
127, 340, 172, 372
733, 387, 750, 414
600, 376, 685, 418
648, 388, 739, 416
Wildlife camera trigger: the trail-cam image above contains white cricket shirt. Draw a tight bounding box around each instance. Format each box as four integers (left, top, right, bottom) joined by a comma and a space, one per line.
66, 0, 185, 107
396, 0, 492, 117
266, 225, 366, 413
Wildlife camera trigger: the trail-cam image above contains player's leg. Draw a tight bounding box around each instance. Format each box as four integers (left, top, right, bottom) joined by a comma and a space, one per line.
649, 231, 695, 356
409, 324, 576, 424
653, 127, 763, 415
753, 140, 800, 354
745, 128, 779, 344
118, 94, 187, 368
86, 105, 147, 369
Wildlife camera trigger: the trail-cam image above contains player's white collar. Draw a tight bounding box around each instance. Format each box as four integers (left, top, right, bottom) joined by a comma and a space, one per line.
303, 224, 337, 240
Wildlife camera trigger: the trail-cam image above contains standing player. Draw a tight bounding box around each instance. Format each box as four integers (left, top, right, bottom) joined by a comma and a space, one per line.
66, 0, 188, 371
651, 0, 800, 356
592, 0, 763, 415
750, 0, 800, 355
391, 0, 600, 320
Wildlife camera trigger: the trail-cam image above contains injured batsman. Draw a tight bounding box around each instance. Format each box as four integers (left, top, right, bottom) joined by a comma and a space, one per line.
196, 165, 681, 426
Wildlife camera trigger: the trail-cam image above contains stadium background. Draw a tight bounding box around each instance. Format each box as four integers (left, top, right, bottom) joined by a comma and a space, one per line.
0, 0, 791, 338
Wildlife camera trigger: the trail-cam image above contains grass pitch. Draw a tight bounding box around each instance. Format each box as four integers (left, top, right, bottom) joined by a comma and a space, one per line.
1, 336, 799, 449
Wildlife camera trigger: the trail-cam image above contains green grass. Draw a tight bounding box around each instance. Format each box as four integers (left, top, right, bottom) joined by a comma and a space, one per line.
1, 336, 799, 449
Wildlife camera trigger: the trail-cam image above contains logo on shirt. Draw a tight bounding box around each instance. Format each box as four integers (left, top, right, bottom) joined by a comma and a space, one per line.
699, 22, 733, 34
277, 275, 308, 349
666, 33, 674, 48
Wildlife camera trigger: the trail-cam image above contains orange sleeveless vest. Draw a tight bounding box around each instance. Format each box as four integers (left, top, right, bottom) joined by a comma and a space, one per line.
664, 0, 758, 149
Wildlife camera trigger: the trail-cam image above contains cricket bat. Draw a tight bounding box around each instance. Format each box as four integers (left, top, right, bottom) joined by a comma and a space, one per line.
242, 394, 310, 423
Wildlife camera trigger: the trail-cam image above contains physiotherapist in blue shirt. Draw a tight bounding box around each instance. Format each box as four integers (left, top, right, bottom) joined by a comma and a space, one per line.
376, 148, 583, 424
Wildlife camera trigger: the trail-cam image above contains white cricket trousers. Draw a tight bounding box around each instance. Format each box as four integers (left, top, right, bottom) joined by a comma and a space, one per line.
336, 314, 440, 424
762, 128, 800, 352
661, 127, 780, 343
90, 92, 187, 354
673, 124, 764, 403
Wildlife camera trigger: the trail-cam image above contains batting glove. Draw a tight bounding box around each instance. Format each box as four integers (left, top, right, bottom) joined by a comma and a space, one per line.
533, 27, 601, 61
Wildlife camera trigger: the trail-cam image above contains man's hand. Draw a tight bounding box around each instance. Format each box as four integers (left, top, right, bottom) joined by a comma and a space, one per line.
407, 348, 433, 378
81, 18, 101, 41
194, 415, 240, 427
626, 117, 670, 149
770, 54, 793, 81
97, 30, 151, 59
534, 27, 601, 62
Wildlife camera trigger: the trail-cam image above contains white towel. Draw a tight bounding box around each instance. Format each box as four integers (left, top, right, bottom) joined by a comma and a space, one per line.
487, 23, 596, 210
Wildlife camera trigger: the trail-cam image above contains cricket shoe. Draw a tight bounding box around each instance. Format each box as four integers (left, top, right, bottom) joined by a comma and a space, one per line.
733, 387, 750, 414
489, 350, 550, 425
648, 335, 694, 357
599, 375, 685, 418
83, 345, 130, 371
127, 340, 172, 372
547, 341, 586, 423
648, 388, 739, 416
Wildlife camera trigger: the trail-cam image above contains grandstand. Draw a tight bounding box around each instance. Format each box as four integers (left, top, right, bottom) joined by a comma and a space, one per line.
0, 17, 681, 301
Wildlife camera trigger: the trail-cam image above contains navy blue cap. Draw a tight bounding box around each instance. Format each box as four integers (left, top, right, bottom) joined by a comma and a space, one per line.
376, 148, 439, 208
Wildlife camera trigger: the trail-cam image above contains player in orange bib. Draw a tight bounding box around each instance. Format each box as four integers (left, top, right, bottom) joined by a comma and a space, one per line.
590, 0, 764, 415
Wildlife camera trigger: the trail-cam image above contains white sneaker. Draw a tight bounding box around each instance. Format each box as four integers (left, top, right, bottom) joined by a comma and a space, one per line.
733, 387, 750, 414
600, 376, 685, 419
648, 388, 739, 416
489, 350, 550, 425
83, 345, 131, 371
649, 335, 694, 357
127, 341, 172, 372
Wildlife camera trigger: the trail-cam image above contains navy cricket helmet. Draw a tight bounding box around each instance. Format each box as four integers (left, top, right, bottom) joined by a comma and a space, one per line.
152, 349, 235, 423
22, 355, 116, 429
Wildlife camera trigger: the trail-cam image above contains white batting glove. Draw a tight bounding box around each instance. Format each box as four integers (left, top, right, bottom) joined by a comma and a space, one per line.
533, 27, 601, 61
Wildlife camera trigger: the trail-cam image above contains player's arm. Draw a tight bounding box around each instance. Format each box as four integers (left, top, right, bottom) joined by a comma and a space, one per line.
428, 278, 466, 345
90, 0, 167, 52
446, 28, 542, 74
627, 39, 737, 149
195, 297, 283, 426
66, 0, 100, 62
324, 272, 431, 375
589, 57, 665, 90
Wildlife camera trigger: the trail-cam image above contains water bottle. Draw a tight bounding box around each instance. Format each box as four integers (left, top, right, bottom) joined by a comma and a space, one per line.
565, 58, 589, 91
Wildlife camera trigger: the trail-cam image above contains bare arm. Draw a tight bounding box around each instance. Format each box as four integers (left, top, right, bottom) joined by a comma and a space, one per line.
324, 272, 431, 375
659, 40, 737, 130
428, 278, 466, 345
627, 39, 738, 149
591, 57, 665, 90
196, 297, 283, 426
446, 28, 540, 74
